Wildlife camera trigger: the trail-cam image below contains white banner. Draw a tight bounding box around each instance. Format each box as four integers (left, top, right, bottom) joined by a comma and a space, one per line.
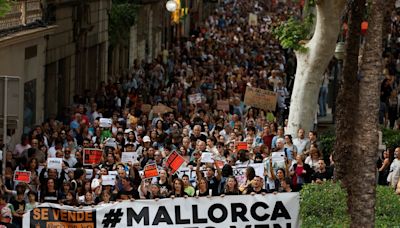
23, 193, 300, 228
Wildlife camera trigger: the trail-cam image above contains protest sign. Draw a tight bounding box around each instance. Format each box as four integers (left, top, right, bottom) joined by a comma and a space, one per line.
201, 152, 214, 163
272, 151, 285, 163
99, 118, 112, 128
83, 149, 103, 166
165, 151, 185, 174
24, 194, 300, 227
236, 142, 248, 151
141, 104, 152, 113
249, 13, 258, 26
108, 171, 118, 176
143, 164, 159, 179
47, 158, 63, 170
85, 169, 93, 180
152, 104, 173, 114
217, 100, 230, 111
102, 175, 116, 186
188, 93, 202, 104
14, 171, 31, 183
244, 86, 277, 111
121, 152, 138, 164
234, 163, 265, 186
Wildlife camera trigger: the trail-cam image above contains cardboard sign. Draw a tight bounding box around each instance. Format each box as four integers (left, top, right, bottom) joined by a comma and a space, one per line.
244, 86, 277, 111
217, 100, 230, 111
47, 158, 63, 170
188, 93, 202, 104
121, 152, 138, 164
152, 104, 173, 114
166, 151, 186, 174
249, 13, 258, 26
236, 142, 248, 151
102, 175, 116, 186
141, 104, 152, 113
14, 171, 31, 183
83, 149, 103, 166
201, 152, 214, 163
99, 118, 112, 128
143, 164, 159, 179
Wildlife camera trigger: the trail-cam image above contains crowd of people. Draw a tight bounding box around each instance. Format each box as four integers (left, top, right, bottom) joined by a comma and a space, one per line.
1, 0, 400, 227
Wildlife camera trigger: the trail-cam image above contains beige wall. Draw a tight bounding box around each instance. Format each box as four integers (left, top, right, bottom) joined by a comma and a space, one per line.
0, 27, 53, 139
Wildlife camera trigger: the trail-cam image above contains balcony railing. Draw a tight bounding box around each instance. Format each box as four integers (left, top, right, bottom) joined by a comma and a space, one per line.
0, 0, 42, 31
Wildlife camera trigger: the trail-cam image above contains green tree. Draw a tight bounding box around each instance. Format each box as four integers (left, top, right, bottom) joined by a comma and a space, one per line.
0, 0, 11, 17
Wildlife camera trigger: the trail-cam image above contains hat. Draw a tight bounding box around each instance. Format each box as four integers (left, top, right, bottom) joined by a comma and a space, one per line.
124, 129, 133, 134
1, 207, 12, 218
143, 136, 151, 143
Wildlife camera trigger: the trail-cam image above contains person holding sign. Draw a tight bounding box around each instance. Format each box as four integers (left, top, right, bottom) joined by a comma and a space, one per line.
196, 160, 221, 196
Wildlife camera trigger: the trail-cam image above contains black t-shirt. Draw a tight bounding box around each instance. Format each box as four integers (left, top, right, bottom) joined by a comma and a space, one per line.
208, 177, 220, 196
0, 221, 17, 228
118, 188, 140, 199
246, 187, 268, 194
10, 198, 25, 225
42, 191, 59, 203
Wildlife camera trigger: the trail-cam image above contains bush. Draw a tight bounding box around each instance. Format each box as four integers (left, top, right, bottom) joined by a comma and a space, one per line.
381, 127, 400, 150
300, 181, 400, 227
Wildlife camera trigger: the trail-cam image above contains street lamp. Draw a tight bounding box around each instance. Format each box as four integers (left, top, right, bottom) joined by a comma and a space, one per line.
332, 42, 345, 123
166, 0, 178, 12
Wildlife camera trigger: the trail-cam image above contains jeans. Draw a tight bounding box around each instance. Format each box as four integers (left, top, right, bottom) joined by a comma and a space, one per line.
318, 86, 328, 116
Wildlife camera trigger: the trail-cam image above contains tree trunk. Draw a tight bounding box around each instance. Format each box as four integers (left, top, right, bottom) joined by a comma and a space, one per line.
348, 0, 383, 226
287, 0, 346, 135
334, 0, 365, 187
335, 0, 384, 226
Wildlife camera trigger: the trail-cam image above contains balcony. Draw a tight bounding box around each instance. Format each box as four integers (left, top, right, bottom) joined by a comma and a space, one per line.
0, 0, 42, 31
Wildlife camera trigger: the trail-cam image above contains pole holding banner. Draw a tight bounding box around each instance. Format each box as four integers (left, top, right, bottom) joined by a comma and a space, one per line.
2, 77, 7, 183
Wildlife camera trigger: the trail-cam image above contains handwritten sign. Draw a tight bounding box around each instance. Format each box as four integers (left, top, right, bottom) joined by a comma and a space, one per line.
14, 171, 31, 183
47, 158, 63, 170
121, 152, 138, 164
83, 149, 103, 166
166, 151, 186, 174
217, 100, 230, 111
143, 164, 159, 179
244, 86, 277, 111
99, 118, 112, 128
102, 175, 116, 186
188, 93, 202, 104
201, 152, 214, 163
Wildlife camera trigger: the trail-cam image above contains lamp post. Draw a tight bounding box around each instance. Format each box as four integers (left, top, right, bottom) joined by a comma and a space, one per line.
332, 42, 345, 123
166, 0, 178, 12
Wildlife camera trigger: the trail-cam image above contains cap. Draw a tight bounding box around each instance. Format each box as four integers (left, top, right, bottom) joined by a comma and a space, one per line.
143, 136, 151, 143
124, 129, 133, 134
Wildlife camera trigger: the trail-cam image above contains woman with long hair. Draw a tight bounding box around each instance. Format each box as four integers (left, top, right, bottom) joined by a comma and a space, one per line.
196, 177, 210, 197
223, 176, 240, 195
169, 178, 187, 198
